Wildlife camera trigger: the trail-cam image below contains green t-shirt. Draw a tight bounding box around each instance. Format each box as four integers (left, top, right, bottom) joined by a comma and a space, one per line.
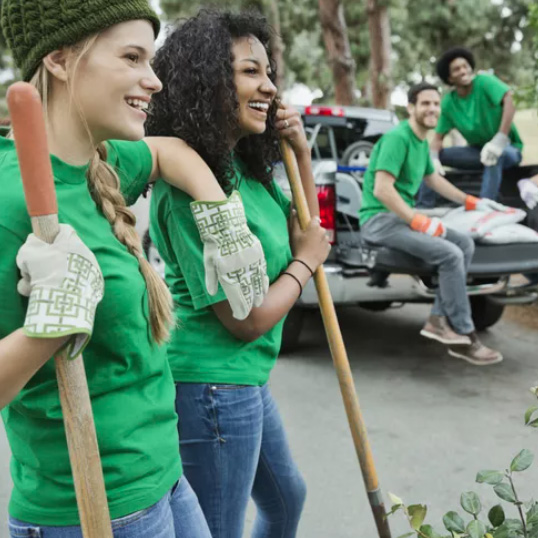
359, 121, 434, 225
0, 137, 181, 525
150, 161, 292, 386
436, 73, 523, 150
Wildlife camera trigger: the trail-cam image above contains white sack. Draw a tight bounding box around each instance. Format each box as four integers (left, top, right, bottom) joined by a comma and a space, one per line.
480, 223, 538, 244
441, 207, 526, 239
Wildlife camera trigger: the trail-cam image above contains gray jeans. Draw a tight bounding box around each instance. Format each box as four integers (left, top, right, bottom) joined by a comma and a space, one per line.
362, 212, 475, 334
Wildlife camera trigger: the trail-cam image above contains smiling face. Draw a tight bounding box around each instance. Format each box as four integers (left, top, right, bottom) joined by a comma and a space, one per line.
69, 20, 162, 143
448, 57, 474, 88
409, 89, 441, 130
232, 35, 277, 140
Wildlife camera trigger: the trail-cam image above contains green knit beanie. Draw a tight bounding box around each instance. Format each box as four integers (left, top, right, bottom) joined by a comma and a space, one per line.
1, 0, 161, 81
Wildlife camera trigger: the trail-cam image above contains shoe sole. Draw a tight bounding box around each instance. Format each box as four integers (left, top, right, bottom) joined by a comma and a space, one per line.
420, 329, 471, 346
448, 348, 503, 366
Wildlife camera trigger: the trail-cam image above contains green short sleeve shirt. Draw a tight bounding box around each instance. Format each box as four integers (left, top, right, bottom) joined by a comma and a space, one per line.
359, 121, 434, 225
0, 137, 182, 526
150, 160, 292, 386
436, 73, 523, 150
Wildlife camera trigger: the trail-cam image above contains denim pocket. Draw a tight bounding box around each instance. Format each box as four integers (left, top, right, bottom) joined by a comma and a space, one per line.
8, 521, 42, 538
110, 504, 153, 530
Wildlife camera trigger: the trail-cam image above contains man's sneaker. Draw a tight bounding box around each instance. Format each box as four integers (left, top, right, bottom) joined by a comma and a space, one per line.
420, 315, 471, 345
448, 334, 503, 366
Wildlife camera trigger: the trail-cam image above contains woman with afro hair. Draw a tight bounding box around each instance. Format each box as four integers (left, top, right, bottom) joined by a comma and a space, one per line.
417, 46, 523, 207
147, 9, 330, 538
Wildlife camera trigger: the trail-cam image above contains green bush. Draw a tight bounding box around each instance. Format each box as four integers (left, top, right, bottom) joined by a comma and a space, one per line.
387, 387, 538, 538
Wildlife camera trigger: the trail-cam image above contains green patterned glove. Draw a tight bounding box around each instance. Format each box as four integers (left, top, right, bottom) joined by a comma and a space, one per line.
16, 224, 105, 359
191, 191, 269, 320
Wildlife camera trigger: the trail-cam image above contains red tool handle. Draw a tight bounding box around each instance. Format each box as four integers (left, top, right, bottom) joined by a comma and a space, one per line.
7, 82, 58, 218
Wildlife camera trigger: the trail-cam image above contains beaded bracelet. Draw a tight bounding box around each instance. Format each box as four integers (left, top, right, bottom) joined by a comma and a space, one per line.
291, 258, 314, 277
281, 272, 303, 297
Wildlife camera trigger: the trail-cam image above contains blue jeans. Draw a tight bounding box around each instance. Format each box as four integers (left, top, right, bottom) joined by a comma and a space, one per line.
8, 477, 211, 538
175, 382, 306, 538
362, 212, 476, 334
416, 145, 522, 208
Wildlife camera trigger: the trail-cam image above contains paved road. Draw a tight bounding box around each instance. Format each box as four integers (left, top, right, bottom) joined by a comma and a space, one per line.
1, 304, 538, 537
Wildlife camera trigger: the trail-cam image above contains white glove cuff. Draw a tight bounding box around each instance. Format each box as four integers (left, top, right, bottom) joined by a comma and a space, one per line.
492, 132, 510, 149
23, 285, 99, 359
191, 191, 247, 241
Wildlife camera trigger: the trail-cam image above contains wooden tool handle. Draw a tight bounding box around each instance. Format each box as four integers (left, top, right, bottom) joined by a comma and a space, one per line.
280, 140, 391, 538
7, 82, 113, 538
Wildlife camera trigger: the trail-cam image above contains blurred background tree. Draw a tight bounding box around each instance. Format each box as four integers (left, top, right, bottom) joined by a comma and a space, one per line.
161, 0, 535, 107
0, 0, 536, 115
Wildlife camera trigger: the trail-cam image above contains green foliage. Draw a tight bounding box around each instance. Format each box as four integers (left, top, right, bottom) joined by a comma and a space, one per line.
1, 0, 535, 109
386, 389, 538, 538
443, 511, 466, 533
159, 0, 536, 107
489, 505, 506, 527
477, 471, 505, 485
468, 520, 488, 538
408, 504, 428, 530
389, 0, 535, 86
461, 492, 482, 516
510, 450, 534, 472
493, 484, 517, 504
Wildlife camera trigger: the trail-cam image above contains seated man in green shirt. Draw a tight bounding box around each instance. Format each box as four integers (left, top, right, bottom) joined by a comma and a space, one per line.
417, 47, 523, 207
359, 82, 503, 366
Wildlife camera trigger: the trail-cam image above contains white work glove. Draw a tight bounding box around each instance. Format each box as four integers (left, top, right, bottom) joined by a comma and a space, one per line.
518, 179, 538, 210
430, 150, 445, 176
480, 132, 510, 167
16, 224, 104, 359
410, 214, 447, 238
465, 195, 508, 212
191, 191, 269, 320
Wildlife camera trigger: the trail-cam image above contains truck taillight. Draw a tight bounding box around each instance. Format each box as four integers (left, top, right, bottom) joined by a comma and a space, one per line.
305, 105, 345, 117
316, 185, 336, 244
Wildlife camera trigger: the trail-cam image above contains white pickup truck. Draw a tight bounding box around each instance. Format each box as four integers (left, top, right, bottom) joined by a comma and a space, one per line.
274, 105, 538, 351
130, 106, 538, 352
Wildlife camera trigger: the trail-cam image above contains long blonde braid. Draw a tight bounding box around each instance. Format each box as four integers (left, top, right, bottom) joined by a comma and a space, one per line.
29, 39, 173, 344
86, 145, 172, 343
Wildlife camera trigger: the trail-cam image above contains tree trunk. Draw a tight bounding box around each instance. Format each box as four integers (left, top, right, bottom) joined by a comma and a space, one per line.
318, 0, 356, 105
267, 0, 286, 91
367, 0, 392, 109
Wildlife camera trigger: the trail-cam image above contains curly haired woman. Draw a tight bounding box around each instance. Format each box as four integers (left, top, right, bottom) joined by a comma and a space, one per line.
148, 9, 330, 538
0, 1, 268, 536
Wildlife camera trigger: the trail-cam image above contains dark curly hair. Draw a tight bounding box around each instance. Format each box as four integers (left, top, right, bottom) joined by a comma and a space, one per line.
436, 47, 475, 85
146, 9, 281, 192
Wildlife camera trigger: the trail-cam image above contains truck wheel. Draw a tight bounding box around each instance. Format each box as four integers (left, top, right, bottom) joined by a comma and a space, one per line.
470, 296, 505, 331
280, 307, 305, 353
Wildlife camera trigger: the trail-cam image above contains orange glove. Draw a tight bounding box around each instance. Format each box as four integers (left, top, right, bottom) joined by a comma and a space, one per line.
410, 213, 446, 238
465, 195, 480, 211
465, 195, 507, 212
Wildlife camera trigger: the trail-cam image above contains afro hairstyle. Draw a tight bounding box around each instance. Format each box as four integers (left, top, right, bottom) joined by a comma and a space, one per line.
436, 47, 475, 85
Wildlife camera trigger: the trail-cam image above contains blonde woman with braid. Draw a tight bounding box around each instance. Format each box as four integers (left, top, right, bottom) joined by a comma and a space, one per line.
0, 1, 267, 537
